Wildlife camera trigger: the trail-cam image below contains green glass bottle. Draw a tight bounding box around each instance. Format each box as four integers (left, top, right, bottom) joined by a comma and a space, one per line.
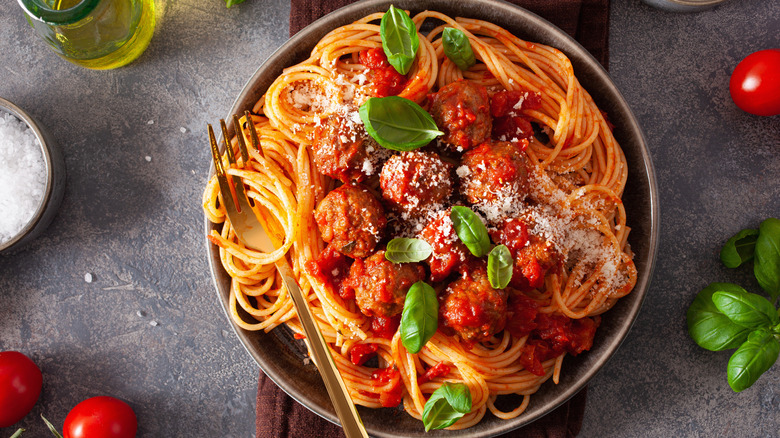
18, 0, 156, 70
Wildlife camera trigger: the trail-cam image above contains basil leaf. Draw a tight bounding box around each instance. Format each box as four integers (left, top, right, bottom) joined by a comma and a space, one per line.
442, 27, 476, 71
400, 281, 438, 354
450, 206, 491, 257
727, 329, 780, 392
379, 5, 419, 75
422, 382, 472, 431
712, 289, 780, 329
359, 96, 443, 151
687, 283, 753, 351
720, 228, 759, 268
225, 0, 246, 7
754, 218, 780, 301
488, 245, 513, 289
386, 238, 433, 263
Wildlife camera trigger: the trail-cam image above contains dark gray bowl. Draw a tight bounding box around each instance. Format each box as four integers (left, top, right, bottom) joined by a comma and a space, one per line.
205, 1, 659, 436
0, 97, 66, 255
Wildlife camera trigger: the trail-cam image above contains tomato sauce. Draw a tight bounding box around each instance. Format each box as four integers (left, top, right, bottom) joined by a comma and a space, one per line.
360, 48, 408, 97
519, 313, 601, 376
349, 343, 379, 366
417, 362, 451, 385
304, 244, 353, 299
370, 366, 403, 407
490, 90, 541, 143
371, 315, 401, 339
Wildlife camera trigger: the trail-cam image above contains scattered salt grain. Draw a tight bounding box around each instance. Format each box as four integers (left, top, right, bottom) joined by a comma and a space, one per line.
84, 273, 93, 283
145, 156, 151, 162
179, 127, 187, 133
149, 320, 159, 327
0, 112, 46, 244
136, 310, 145, 317
147, 120, 154, 125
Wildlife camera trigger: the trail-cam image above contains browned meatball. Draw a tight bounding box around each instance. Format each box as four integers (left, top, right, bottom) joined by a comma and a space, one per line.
314, 184, 386, 258
458, 141, 530, 206
379, 151, 453, 219
344, 250, 426, 318
417, 208, 470, 283
311, 115, 380, 183
439, 262, 507, 344
430, 80, 492, 151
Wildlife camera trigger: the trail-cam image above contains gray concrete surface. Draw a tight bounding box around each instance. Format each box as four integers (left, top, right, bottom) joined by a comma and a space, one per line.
0, 0, 778, 437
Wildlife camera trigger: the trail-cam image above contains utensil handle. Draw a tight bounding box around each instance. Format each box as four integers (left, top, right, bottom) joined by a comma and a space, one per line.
275, 261, 369, 438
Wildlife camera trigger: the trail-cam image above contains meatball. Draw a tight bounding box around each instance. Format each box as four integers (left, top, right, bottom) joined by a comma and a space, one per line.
458, 141, 530, 207
314, 184, 386, 258
379, 151, 453, 218
345, 250, 426, 318
439, 262, 507, 344
417, 208, 469, 282
311, 115, 380, 183
430, 80, 492, 151
490, 217, 560, 291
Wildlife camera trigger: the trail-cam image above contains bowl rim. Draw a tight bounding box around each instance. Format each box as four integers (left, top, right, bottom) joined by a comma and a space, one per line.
0, 96, 56, 253
205, 0, 659, 435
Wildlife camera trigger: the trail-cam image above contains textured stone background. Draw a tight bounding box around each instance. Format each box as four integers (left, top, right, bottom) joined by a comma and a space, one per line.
0, 0, 778, 437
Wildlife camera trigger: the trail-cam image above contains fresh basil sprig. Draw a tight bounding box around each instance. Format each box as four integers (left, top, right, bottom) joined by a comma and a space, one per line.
422, 382, 472, 431
225, 0, 246, 7
359, 96, 443, 151
754, 218, 780, 301
380, 5, 419, 75
450, 206, 491, 257
400, 281, 438, 354
720, 229, 759, 268
386, 238, 433, 263
727, 330, 780, 392
487, 245, 513, 289
442, 27, 476, 71
687, 217, 780, 392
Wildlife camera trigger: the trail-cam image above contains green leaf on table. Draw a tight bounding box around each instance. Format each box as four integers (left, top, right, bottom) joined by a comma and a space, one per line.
442, 27, 476, 71
720, 228, 758, 268
687, 283, 753, 351
380, 5, 419, 75
225, 0, 246, 8
727, 329, 780, 392
359, 96, 443, 151
422, 382, 472, 431
400, 281, 438, 354
754, 218, 780, 301
712, 289, 779, 329
450, 206, 491, 257
487, 244, 513, 289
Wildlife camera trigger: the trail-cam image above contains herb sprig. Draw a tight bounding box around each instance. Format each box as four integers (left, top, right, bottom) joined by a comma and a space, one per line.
687, 218, 780, 392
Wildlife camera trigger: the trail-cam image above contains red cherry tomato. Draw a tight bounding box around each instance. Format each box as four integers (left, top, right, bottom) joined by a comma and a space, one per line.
63, 396, 138, 438
729, 49, 780, 116
0, 351, 43, 428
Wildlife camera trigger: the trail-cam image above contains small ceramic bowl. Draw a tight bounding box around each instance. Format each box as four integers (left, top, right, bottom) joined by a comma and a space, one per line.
0, 97, 66, 255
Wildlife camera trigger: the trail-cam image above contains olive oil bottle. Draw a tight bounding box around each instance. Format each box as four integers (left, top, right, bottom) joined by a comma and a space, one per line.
19, 0, 156, 69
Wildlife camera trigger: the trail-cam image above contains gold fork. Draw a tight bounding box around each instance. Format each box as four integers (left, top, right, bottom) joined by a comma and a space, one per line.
208, 113, 368, 438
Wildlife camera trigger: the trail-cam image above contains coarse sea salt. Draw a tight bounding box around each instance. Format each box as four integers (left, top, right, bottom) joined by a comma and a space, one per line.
0, 112, 46, 244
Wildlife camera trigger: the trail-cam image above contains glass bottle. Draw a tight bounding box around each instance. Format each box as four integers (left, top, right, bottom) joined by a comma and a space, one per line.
17, 0, 156, 70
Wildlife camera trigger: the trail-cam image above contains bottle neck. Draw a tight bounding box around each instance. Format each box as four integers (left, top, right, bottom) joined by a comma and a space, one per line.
17, 0, 102, 25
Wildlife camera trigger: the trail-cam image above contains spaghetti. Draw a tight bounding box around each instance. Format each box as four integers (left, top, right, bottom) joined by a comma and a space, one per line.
203, 9, 637, 430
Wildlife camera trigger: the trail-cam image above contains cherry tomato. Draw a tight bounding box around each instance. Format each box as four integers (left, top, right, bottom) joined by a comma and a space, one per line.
729, 49, 780, 116
63, 396, 137, 438
0, 351, 43, 428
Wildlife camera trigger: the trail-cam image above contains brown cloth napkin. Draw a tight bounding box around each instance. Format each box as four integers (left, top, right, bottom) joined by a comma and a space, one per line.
258, 1, 609, 436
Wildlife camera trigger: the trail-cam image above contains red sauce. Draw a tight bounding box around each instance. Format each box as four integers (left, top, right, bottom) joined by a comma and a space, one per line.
371, 315, 401, 339
294, 333, 306, 340
490, 90, 541, 143
370, 366, 403, 407
360, 48, 408, 97
417, 362, 451, 385
519, 314, 601, 376
505, 294, 538, 338
490, 218, 530, 256
304, 244, 353, 300
349, 343, 379, 366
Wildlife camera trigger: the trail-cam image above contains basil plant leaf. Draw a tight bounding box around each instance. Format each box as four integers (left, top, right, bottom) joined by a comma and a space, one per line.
488, 245, 513, 289
400, 281, 438, 354
380, 5, 419, 75
442, 27, 476, 71
225, 0, 246, 7
422, 382, 472, 431
712, 289, 780, 329
359, 96, 443, 151
727, 329, 780, 392
720, 228, 759, 268
386, 238, 433, 263
754, 217, 780, 301
687, 283, 753, 351
450, 206, 491, 257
